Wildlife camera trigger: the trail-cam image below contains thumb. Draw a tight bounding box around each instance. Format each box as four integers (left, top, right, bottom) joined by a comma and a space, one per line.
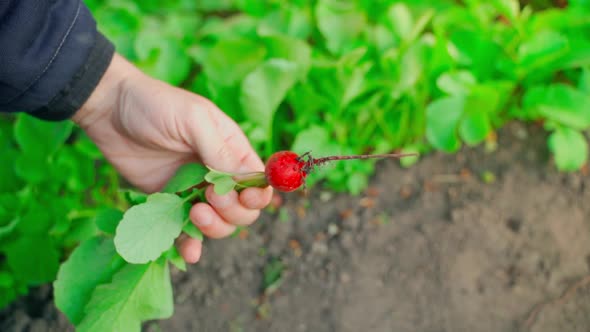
184, 100, 265, 174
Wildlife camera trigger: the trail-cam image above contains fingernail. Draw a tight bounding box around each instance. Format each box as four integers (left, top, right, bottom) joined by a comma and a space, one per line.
196, 215, 212, 226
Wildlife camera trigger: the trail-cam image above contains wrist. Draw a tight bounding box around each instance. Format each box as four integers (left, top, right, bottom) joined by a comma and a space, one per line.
72, 53, 141, 129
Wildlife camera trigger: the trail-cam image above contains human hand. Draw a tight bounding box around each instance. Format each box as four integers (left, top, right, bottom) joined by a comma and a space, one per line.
73, 54, 273, 263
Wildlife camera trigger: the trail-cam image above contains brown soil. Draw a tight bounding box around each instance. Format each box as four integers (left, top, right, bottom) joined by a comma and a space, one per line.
2, 122, 590, 332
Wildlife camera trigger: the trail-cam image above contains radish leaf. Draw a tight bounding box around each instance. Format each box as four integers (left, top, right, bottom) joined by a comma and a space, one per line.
426, 96, 465, 152
77, 260, 173, 332
204, 169, 237, 195
94, 208, 124, 235
182, 222, 203, 241
548, 127, 588, 171
114, 193, 186, 264
54, 236, 123, 324
240, 59, 298, 140
162, 163, 208, 193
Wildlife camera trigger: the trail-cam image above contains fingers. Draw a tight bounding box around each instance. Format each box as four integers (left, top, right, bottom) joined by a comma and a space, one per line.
239, 186, 273, 210
190, 185, 273, 238
176, 188, 271, 264
182, 98, 264, 173
203, 186, 261, 226
177, 235, 203, 264
190, 202, 237, 238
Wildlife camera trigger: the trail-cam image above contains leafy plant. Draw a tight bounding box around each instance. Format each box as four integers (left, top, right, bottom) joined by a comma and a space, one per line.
0, 114, 120, 308
85, 0, 590, 191
53, 163, 242, 330
53, 148, 414, 330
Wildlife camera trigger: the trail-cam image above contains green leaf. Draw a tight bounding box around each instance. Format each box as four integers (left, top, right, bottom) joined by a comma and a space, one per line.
437, 70, 477, 96
94, 5, 141, 59
457, 84, 499, 146
449, 30, 501, 80
203, 38, 267, 85
560, 37, 590, 69
291, 125, 341, 186
0, 193, 21, 227
393, 43, 425, 96
548, 128, 588, 171
13, 114, 73, 157
240, 59, 298, 137
95, 208, 124, 235
165, 247, 186, 272
77, 260, 173, 332
518, 30, 568, 75
386, 3, 413, 40
426, 96, 465, 152
0, 271, 13, 288
54, 237, 123, 325
579, 67, 590, 94
182, 222, 203, 241
459, 109, 491, 145
161, 13, 202, 46
491, 0, 519, 23
53, 146, 95, 192
204, 169, 237, 195
340, 59, 373, 109
14, 153, 48, 184
0, 287, 18, 309
399, 145, 421, 168
134, 26, 192, 85
114, 193, 186, 264
524, 84, 590, 130
346, 173, 368, 196
316, 0, 367, 54
0, 218, 19, 239
257, 6, 312, 39
4, 236, 59, 285
262, 35, 312, 81
291, 125, 340, 157
61, 217, 100, 247
0, 147, 22, 192
17, 205, 54, 235
262, 258, 284, 293
122, 190, 148, 205
162, 163, 208, 194
74, 132, 103, 159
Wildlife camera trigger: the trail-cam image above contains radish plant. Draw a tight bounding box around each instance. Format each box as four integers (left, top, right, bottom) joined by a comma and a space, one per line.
54, 151, 415, 331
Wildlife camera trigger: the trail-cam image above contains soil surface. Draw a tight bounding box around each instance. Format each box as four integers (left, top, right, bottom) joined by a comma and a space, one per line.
2, 122, 590, 332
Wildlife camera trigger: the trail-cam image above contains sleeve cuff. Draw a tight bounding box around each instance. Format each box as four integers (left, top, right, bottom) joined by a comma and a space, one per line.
32, 32, 115, 121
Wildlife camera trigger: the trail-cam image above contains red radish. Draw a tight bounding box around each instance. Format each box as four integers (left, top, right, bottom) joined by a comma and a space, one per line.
264, 150, 417, 192
264, 151, 306, 192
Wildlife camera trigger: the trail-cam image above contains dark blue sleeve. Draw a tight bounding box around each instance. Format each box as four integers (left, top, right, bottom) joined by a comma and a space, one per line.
0, 0, 115, 121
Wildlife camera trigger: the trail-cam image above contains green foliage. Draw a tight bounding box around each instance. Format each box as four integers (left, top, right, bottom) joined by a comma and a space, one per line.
240, 58, 300, 153
114, 193, 189, 264
204, 168, 238, 195
548, 127, 588, 170
77, 259, 173, 332
53, 159, 268, 330
54, 237, 123, 324
53, 163, 210, 330
161, 163, 208, 193
0, 113, 120, 308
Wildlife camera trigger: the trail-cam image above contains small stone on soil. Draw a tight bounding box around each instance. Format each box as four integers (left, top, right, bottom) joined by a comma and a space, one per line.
327, 223, 340, 236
